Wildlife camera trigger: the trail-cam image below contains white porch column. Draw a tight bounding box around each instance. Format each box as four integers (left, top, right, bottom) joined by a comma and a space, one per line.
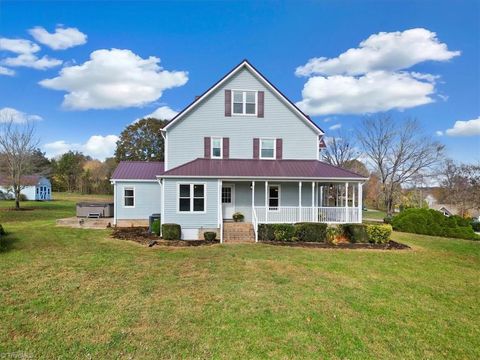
320, 185, 323, 207
352, 184, 356, 208
265, 180, 268, 223
345, 182, 349, 223
251, 181, 255, 208
218, 179, 223, 243
358, 182, 363, 224
298, 181, 302, 222
311, 182, 315, 221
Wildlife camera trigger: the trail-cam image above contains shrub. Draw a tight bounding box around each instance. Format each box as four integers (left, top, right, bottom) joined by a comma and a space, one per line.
340, 224, 369, 243
203, 231, 217, 241
392, 208, 479, 240
366, 224, 392, 244
273, 224, 296, 241
258, 224, 276, 241
383, 215, 393, 224
151, 219, 160, 236
326, 226, 340, 244
162, 223, 181, 240
232, 212, 244, 222
471, 220, 480, 232
294, 222, 327, 242
0, 224, 5, 236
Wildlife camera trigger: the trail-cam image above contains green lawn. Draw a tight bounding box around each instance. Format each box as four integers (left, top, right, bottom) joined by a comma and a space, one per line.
1, 195, 479, 359
363, 209, 387, 220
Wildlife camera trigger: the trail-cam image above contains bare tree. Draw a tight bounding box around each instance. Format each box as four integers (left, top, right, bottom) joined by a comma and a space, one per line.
357, 115, 444, 215
0, 119, 39, 209
322, 130, 359, 167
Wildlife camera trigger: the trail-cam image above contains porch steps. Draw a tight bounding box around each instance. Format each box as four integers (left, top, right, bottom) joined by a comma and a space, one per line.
223, 222, 255, 243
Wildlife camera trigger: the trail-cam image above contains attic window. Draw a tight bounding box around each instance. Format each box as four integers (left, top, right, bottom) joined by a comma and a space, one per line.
232, 90, 256, 115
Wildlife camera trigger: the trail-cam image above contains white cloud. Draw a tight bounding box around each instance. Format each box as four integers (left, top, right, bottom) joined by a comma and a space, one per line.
39, 48, 188, 110
435, 130, 443, 136
0, 107, 43, 123
144, 105, 178, 120
445, 117, 480, 136
296, 28, 460, 76
0, 66, 15, 76
3, 53, 62, 70
29, 26, 87, 50
0, 38, 40, 54
296, 71, 435, 115
43, 134, 119, 160
329, 123, 342, 130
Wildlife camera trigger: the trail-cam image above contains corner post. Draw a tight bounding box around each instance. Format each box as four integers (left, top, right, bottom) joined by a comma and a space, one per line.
265, 180, 268, 223
345, 182, 349, 223
298, 181, 302, 222
358, 182, 363, 224
311, 181, 315, 222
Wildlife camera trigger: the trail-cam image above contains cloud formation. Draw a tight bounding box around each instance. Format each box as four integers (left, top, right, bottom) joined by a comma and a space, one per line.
144, 106, 178, 120
296, 28, 460, 76
0, 107, 42, 123
3, 53, 62, 70
29, 26, 87, 50
445, 117, 480, 136
0, 38, 40, 54
0, 66, 14, 76
43, 134, 119, 160
295, 28, 458, 116
40, 49, 189, 110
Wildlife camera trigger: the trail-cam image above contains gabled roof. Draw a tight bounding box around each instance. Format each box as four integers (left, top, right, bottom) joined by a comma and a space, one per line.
163, 59, 324, 134
111, 161, 164, 180
0, 175, 45, 187
161, 158, 367, 180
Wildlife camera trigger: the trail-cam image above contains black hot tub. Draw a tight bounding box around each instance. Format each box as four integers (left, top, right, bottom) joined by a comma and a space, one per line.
76, 202, 114, 218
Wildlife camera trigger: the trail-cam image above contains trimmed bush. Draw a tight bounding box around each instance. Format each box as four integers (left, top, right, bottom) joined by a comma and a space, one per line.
151, 219, 160, 236
203, 231, 217, 241
341, 224, 369, 243
392, 208, 479, 240
294, 222, 327, 242
162, 223, 181, 240
366, 224, 392, 244
383, 215, 393, 224
273, 224, 296, 241
258, 224, 276, 241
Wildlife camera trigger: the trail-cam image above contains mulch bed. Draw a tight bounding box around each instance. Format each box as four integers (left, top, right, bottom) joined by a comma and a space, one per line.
260, 240, 410, 250
111, 227, 219, 247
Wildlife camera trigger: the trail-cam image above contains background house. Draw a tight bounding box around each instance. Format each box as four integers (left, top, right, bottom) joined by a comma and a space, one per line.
0, 175, 52, 201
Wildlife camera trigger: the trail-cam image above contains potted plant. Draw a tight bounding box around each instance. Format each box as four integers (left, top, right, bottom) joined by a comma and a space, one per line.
232, 212, 244, 222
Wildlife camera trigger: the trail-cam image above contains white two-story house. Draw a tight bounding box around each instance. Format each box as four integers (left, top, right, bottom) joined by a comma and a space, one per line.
111, 60, 368, 241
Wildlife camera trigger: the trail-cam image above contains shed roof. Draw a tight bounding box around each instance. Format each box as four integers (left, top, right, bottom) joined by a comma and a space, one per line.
111, 161, 165, 180
161, 158, 367, 180
0, 175, 45, 187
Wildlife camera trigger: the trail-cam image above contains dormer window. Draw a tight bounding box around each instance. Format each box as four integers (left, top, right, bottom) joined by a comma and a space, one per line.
260, 138, 276, 159
232, 90, 257, 115
211, 137, 223, 158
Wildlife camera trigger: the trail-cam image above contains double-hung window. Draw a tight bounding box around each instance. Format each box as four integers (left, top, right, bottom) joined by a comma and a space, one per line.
232, 90, 257, 115
179, 184, 205, 212
211, 137, 223, 158
260, 138, 276, 159
268, 185, 280, 211
124, 187, 135, 207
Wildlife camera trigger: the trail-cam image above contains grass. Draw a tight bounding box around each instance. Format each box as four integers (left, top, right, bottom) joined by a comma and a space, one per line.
1, 195, 479, 359
364, 209, 387, 220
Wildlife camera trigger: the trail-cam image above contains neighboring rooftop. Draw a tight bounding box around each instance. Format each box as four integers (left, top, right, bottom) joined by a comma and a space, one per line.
0, 175, 44, 187
162, 158, 367, 179
111, 161, 165, 180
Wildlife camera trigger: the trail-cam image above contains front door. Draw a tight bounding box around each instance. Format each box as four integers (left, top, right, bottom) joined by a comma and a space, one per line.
222, 185, 235, 219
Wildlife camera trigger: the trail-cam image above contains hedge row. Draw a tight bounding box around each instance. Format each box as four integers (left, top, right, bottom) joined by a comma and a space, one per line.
391, 208, 479, 240
258, 223, 391, 244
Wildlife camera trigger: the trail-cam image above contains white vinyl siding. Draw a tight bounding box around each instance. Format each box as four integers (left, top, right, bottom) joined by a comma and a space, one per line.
115, 181, 161, 220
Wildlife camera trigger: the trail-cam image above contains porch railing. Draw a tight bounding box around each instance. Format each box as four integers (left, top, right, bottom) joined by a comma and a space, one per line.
254, 206, 360, 224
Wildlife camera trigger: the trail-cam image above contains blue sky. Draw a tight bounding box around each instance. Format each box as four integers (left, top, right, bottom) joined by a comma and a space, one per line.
0, 0, 478, 162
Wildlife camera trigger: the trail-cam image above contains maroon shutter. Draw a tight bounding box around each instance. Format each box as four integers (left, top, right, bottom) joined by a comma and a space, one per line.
257, 91, 264, 118
204, 137, 211, 158
225, 90, 231, 117
253, 138, 259, 159
223, 137, 229, 159
276, 139, 283, 159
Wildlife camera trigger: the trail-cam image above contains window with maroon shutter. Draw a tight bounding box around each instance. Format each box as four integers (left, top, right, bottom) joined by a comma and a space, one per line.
276, 139, 283, 159
253, 138, 259, 159
225, 90, 232, 117
223, 137, 230, 159
257, 91, 264, 118
204, 137, 211, 158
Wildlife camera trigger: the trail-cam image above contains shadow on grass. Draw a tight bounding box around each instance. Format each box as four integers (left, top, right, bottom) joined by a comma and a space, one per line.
0, 234, 18, 253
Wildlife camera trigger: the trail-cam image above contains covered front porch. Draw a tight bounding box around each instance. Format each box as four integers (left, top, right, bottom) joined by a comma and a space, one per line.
220, 180, 364, 226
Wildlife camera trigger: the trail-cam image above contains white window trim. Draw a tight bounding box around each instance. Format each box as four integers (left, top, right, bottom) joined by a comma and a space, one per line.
268, 184, 281, 212
123, 186, 135, 208
176, 183, 207, 214
231, 89, 258, 116
260, 137, 277, 160
211, 137, 223, 159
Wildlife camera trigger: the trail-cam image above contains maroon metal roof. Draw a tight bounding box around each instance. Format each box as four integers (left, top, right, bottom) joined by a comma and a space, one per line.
111, 161, 164, 180
162, 158, 367, 179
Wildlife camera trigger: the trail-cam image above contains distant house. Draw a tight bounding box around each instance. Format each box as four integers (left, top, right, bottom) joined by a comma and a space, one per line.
0, 175, 52, 201
435, 204, 480, 221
